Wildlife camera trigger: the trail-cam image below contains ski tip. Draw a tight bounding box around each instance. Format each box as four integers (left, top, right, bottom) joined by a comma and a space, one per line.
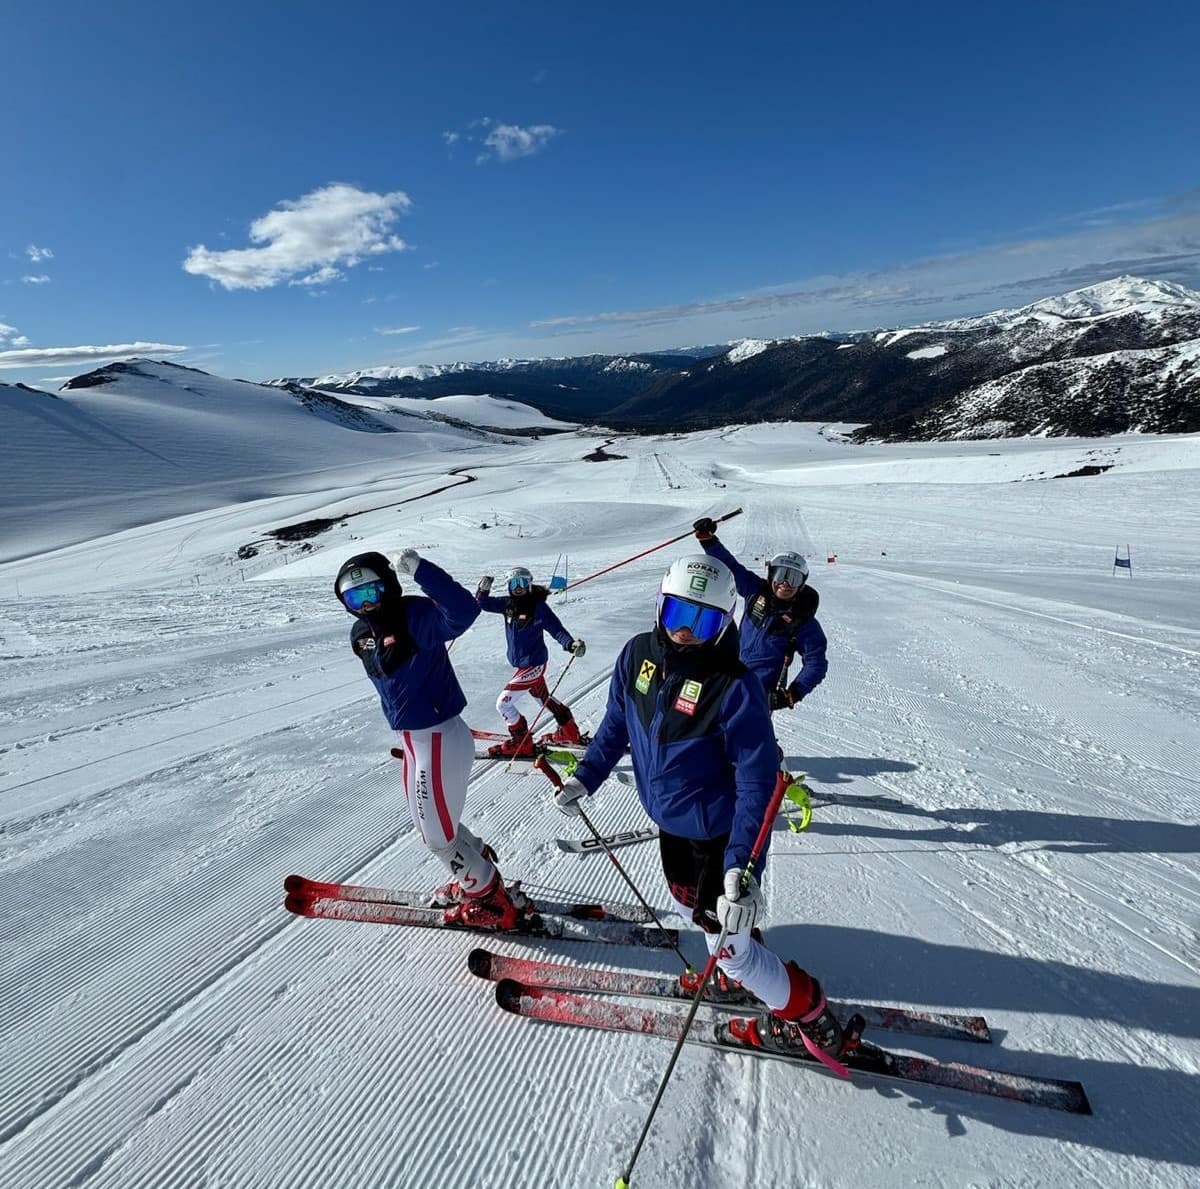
389, 746, 405, 760
283, 894, 314, 917
467, 948, 494, 979
495, 978, 525, 1013
283, 873, 306, 894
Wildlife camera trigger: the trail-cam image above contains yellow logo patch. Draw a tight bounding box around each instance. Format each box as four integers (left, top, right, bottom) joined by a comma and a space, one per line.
635, 659, 656, 694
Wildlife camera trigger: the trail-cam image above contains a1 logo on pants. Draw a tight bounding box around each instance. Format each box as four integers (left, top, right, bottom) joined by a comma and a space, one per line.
674, 679, 702, 715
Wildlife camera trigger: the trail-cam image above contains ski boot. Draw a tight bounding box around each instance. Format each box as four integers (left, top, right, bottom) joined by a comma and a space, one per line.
726, 965, 854, 1062
487, 717, 537, 758
445, 875, 532, 930
678, 966, 748, 1004
540, 717, 583, 746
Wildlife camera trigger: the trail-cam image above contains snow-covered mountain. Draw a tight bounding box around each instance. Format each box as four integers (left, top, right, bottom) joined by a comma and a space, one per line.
0, 360, 503, 561
269, 276, 1200, 439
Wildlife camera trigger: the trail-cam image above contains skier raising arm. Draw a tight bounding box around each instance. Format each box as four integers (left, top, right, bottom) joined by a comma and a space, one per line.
335, 549, 529, 930
554, 554, 849, 1062
475, 565, 587, 756
692, 517, 828, 711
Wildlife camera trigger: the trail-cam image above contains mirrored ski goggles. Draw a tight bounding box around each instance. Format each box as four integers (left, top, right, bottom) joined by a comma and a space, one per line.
768, 564, 807, 589
659, 594, 730, 642
508, 574, 532, 593
342, 580, 387, 611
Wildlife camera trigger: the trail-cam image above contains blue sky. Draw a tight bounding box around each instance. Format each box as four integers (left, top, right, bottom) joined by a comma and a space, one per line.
3, 0, 1199, 385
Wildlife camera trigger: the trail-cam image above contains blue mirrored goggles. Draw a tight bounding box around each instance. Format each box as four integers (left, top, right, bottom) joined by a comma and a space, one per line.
508, 574, 532, 593
342, 580, 387, 611
659, 594, 730, 642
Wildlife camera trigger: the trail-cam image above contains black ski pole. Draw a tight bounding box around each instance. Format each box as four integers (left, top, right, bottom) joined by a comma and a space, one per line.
613, 774, 791, 1189
534, 756, 691, 969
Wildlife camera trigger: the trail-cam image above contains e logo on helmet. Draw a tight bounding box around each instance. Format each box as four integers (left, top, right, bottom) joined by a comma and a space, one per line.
688, 575, 709, 593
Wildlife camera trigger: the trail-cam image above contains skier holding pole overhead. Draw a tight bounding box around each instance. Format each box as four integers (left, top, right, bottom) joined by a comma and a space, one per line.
692, 517, 827, 711
476, 566, 587, 758
552, 554, 848, 1060
334, 550, 530, 930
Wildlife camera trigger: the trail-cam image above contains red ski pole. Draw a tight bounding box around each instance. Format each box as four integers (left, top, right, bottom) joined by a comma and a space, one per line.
564, 507, 743, 592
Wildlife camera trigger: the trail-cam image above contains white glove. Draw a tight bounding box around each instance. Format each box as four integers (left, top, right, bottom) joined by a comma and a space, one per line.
554, 776, 588, 817
569, 638, 586, 657
392, 549, 420, 577
716, 869, 763, 934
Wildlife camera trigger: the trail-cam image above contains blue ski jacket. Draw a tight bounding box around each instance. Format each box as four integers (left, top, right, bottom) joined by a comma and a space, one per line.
477, 587, 574, 669
573, 628, 778, 873
700, 537, 828, 702
336, 552, 480, 730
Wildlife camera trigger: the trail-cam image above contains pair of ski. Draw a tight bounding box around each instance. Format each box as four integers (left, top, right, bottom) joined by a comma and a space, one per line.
472, 948, 1091, 1115
284, 873, 671, 948
284, 873, 1090, 1113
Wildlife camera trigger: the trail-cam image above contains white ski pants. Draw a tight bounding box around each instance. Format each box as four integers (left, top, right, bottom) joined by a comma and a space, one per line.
393, 715, 498, 895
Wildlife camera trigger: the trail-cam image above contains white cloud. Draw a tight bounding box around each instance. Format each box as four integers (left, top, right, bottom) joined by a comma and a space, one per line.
444, 117, 562, 164
21, 275, 51, 285
25, 244, 54, 262
478, 122, 561, 163
377, 325, 422, 335
291, 265, 343, 287
0, 342, 188, 369
183, 183, 412, 291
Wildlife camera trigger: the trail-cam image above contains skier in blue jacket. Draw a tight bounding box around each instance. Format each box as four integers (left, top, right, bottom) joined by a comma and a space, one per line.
692, 517, 827, 711
554, 554, 847, 1060
476, 565, 586, 757
335, 549, 528, 929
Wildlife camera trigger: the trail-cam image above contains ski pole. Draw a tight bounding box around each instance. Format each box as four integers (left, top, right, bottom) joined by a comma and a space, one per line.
505, 653, 576, 772
614, 773, 791, 1189
534, 756, 692, 970
564, 507, 743, 592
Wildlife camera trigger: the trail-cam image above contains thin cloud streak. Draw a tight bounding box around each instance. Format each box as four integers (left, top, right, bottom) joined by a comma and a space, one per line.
0, 342, 189, 369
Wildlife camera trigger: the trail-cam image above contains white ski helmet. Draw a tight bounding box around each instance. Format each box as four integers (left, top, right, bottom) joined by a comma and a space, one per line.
656, 554, 737, 644
506, 565, 534, 594
336, 562, 384, 596
767, 551, 808, 590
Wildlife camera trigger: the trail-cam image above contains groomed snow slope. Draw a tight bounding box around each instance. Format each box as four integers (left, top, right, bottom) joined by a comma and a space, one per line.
1, 424, 1198, 1189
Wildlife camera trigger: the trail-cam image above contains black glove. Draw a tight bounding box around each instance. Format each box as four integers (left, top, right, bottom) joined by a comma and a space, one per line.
476, 575, 494, 596
768, 687, 794, 711
693, 517, 718, 541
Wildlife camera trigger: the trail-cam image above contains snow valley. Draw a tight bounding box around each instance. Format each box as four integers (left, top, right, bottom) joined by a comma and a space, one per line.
0, 361, 1198, 1187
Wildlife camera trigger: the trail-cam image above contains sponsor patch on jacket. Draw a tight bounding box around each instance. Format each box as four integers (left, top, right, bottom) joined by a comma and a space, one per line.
635, 659, 656, 694
674, 678, 703, 715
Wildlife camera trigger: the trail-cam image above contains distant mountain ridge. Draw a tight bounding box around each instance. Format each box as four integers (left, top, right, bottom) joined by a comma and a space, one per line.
273, 276, 1200, 439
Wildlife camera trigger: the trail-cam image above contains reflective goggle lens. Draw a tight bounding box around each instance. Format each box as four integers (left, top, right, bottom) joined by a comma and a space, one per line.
508, 574, 531, 593
769, 565, 806, 588
659, 595, 729, 642
343, 580, 386, 610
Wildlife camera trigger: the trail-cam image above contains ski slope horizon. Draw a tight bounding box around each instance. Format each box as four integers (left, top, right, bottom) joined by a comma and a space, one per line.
2, 412, 1199, 1188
